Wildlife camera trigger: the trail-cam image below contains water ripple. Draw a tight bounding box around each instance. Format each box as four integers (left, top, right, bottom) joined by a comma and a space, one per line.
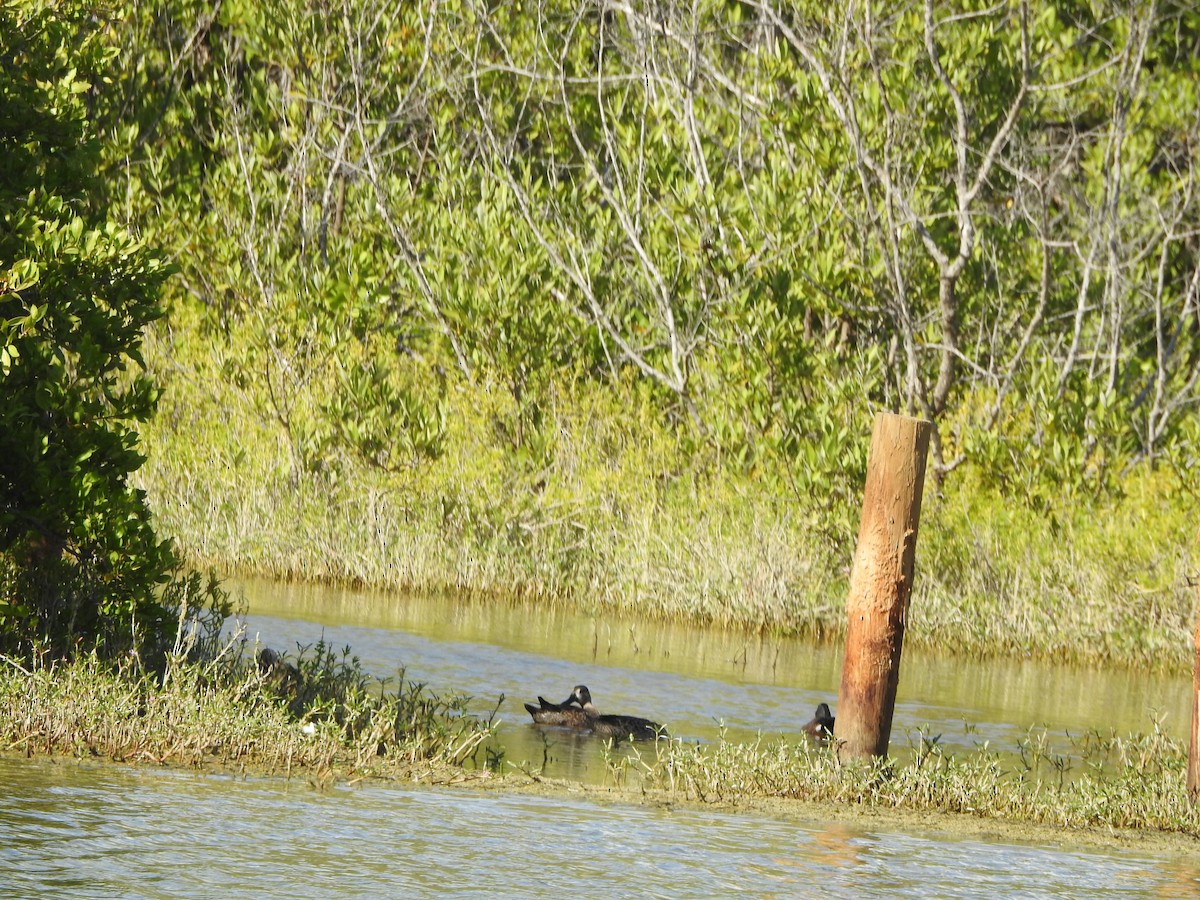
1, 758, 1196, 899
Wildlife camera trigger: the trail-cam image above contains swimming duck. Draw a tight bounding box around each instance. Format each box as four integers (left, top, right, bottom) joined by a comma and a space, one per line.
524, 685, 667, 741
523, 693, 595, 730
801, 702, 836, 743
565, 685, 667, 741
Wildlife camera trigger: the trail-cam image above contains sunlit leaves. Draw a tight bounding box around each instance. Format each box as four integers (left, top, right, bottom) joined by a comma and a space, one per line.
84, 0, 1200, 526
0, 0, 178, 658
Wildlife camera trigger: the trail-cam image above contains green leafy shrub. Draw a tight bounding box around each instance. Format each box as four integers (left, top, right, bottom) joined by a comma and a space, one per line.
0, 1, 224, 663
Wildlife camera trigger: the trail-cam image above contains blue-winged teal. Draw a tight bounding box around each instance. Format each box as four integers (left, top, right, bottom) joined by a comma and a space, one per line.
523, 693, 595, 730
525, 685, 667, 741
801, 702, 835, 743
566, 685, 667, 741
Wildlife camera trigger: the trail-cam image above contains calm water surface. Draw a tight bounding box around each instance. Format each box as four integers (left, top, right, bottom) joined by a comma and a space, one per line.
3, 577, 1197, 898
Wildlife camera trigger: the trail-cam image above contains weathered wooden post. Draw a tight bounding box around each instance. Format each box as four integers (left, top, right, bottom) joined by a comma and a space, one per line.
1188, 540, 1200, 802
836, 412, 932, 762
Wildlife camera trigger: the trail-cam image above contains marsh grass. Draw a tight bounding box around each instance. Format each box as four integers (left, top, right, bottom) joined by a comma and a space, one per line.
0, 642, 498, 783
135, 361, 1197, 673
8, 639, 1197, 837
598, 723, 1200, 836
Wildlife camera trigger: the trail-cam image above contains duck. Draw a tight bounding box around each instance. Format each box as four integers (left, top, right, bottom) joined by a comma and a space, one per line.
523, 693, 595, 730
524, 685, 667, 741
565, 685, 667, 741
801, 701, 836, 743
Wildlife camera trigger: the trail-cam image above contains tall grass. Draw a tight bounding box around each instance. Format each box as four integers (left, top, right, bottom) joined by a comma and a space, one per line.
135, 331, 1197, 673
0, 642, 498, 782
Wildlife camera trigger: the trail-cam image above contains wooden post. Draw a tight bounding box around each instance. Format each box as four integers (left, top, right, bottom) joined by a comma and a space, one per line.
1188, 544, 1200, 802
836, 412, 932, 762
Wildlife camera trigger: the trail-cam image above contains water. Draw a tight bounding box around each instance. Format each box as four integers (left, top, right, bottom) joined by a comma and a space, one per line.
232, 577, 1192, 776
3, 577, 1197, 897
2, 758, 1196, 899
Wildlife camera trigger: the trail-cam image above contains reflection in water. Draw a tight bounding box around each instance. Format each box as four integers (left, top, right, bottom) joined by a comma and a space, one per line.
0, 757, 1194, 900
230, 577, 1191, 772
1158, 861, 1200, 900
801, 823, 866, 870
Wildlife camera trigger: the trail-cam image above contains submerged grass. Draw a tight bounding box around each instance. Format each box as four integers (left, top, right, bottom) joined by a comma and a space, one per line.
599, 725, 1200, 838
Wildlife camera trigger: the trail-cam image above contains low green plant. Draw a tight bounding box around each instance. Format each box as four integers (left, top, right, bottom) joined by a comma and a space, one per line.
134, 355, 1197, 672
602, 723, 1200, 836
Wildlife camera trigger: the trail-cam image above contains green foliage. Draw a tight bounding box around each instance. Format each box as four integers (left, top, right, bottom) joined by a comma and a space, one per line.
321, 355, 447, 474
94, 0, 1200, 501
0, 0, 217, 661
38, 0, 1199, 669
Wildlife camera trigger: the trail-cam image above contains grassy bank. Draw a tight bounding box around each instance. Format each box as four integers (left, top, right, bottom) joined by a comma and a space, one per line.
611, 727, 1200, 838
136, 321, 1197, 674
4, 651, 1198, 841
0, 647, 497, 784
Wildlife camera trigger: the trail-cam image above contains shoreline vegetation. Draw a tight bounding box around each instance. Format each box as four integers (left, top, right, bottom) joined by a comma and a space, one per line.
115, 360, 1200, 838
0, 638, 499, 786
134, 354, 1196, 675
3, 647, 1200, 845
6, 0, 1200, 848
